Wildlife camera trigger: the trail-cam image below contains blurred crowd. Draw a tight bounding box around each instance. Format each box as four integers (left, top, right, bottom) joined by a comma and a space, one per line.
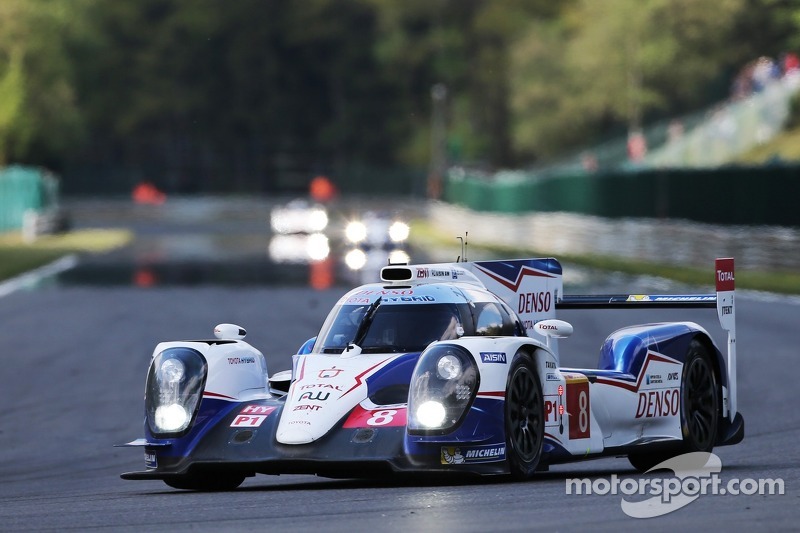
731, 53, 800, 100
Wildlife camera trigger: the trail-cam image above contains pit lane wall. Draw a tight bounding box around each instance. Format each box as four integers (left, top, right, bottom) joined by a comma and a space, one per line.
443, 164, 800, 228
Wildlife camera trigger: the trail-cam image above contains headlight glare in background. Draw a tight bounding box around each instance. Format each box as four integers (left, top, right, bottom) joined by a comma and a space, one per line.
345, 221, 367, 244
388, 221, 410, 243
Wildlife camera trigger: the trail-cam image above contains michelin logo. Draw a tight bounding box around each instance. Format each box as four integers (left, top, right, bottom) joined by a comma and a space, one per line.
441, 444, 506, 464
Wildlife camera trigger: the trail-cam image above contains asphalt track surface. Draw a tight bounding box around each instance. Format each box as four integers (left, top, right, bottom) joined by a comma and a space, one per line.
1, 206, 798, 531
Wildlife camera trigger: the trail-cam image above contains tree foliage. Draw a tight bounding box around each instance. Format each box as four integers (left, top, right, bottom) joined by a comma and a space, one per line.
0, 0, 797, 191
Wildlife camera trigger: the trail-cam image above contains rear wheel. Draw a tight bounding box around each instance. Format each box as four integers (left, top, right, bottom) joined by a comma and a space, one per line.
505, 352, 544, 480
629, 339, 719, 472
163, 472, 246, 491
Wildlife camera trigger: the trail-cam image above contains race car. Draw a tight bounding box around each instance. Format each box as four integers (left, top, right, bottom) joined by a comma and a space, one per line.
343, 211, 410, 250
119, 257, 743, 490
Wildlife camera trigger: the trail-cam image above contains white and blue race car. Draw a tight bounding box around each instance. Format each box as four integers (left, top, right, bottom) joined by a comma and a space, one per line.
120, 257, 743, 490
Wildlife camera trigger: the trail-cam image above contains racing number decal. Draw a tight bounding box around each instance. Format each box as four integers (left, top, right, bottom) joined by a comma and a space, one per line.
367, 409, 398, 426
343, 405, 407, 428
567, 380, 590, 439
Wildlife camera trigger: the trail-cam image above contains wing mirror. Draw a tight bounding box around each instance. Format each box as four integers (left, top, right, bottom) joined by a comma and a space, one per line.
533, 319, 573, 339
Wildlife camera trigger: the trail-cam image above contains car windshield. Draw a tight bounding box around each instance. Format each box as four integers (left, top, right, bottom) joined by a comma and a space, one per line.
313, 303, 465, 354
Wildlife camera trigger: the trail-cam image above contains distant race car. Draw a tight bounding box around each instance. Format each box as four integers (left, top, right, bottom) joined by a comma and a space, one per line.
344, 211, 409, 250
270, 199, 328, 235
120, 257, 743, 490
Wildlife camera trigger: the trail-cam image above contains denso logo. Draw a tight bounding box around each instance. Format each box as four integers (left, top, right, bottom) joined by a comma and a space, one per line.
518, 291, 552, 314
356, 289, 415, 296
480, 352, 507, 364
635, 389, 680, 418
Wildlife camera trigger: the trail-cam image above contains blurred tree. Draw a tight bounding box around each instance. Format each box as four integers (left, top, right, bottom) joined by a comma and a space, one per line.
368, 0, 555, 168
510, 0, 744, 161
0, 0, 86, 167
1, 0, 797, 191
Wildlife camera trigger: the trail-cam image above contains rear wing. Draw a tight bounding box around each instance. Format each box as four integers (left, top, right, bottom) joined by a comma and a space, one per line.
382, 257, 737, 420
556, 258, 737, 420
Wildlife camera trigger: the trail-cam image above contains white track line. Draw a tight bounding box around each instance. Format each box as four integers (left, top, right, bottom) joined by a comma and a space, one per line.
0, 254, 79, 298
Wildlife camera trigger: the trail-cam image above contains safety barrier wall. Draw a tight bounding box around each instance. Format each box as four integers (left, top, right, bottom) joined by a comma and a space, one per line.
0, 166, 60, 231
444, 165, 800, 227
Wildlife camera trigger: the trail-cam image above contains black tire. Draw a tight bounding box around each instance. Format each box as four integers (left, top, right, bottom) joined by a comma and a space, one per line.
163, 472, 246, 491
505, 351, 544, 480
629, 339, 720, 472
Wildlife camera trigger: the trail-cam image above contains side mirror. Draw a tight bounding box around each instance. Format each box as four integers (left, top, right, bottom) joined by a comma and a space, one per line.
269, 369, 292, 395
533, 319, 573, 339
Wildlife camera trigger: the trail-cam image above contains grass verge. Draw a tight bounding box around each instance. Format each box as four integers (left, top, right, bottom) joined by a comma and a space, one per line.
0, 229, 133, 282
410, 220, 800, 295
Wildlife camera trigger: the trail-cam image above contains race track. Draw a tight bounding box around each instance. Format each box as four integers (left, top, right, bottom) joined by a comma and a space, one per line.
0, 281, 797, 531
0, 198, 796, 531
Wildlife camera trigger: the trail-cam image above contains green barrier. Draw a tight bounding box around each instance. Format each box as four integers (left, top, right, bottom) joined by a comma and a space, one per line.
444, 165, 800, 227
0, 166, 59, 231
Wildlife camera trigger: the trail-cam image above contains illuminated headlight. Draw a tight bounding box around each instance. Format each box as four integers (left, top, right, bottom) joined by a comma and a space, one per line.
408, 344, 478, 434
154, 404, 189, 432
306, 233, 330, 261
388, 221, 410, 243
416, 401, 446, 428
146, 347, 207, 437
345, 248, 367, 270
308, 209, 329, 232
345, 221, 367, 244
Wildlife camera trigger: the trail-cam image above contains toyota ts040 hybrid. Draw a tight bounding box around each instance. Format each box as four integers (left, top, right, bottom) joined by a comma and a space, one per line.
120, 257, 743, 490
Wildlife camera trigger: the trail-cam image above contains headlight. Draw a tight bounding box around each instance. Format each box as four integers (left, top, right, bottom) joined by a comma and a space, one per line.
345, 221, 367, 244
437, 354, 462, 380
308, 209, 329, 232
146, 347, 207, 437
408, 344, 478, 434
388, 221, 410, 243
345, 248, 367, 270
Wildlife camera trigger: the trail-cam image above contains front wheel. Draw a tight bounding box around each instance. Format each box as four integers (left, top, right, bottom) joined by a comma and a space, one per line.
629, 339, 719, 472
505, 351, 544, 480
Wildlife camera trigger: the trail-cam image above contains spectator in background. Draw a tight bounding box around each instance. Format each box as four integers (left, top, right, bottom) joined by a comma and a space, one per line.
752, 56, 780, 92
581, 151, 598, 173
627, 130, 647, 162
782, 52, 800, 75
